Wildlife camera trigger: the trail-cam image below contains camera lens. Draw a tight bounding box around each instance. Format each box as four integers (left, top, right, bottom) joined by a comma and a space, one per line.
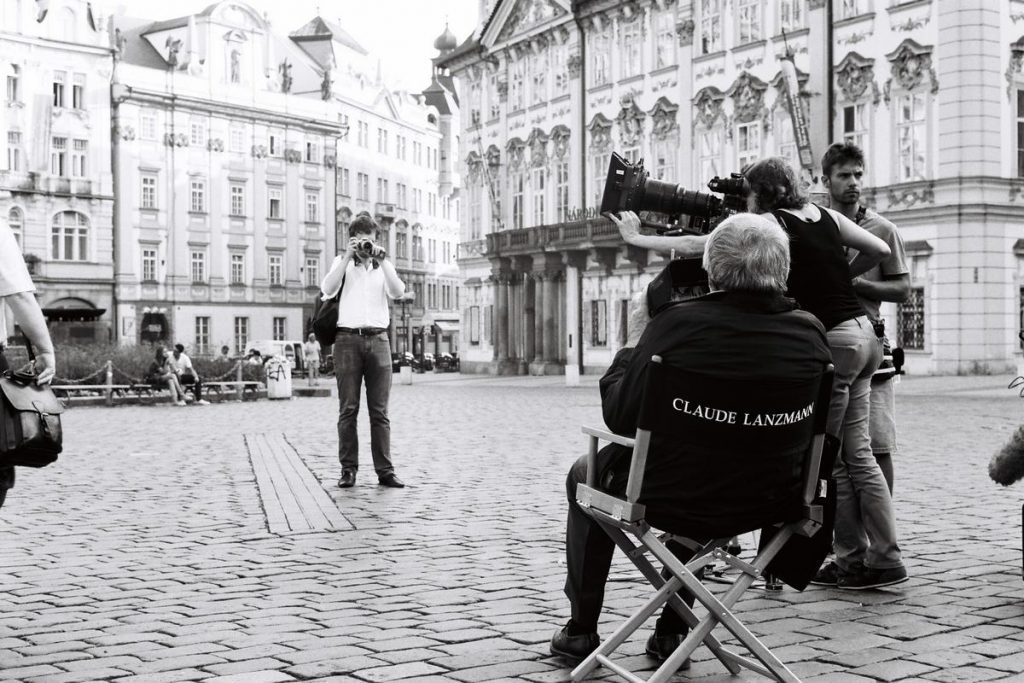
358, 239, 374, 252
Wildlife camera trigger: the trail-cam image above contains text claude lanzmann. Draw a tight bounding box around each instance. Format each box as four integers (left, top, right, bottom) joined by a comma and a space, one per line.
672, 399, 814, 427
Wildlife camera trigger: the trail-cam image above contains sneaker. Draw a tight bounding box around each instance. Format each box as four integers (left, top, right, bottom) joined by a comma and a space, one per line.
196, 399, 210, 405
550, 621, 599, 662
175, 400, 187, 406
837, 565, 908, 591
810, 561, 841, 587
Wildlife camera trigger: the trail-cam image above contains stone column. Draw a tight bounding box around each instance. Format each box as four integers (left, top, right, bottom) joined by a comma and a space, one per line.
542, 274, 558, 363
496, 275, 510, 362
524, 275, 536, 362
533, 274, 544, 363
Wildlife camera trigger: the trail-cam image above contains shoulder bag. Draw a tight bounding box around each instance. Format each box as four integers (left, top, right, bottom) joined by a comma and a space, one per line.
0, 340, 64, 468
311, 275, 345, 347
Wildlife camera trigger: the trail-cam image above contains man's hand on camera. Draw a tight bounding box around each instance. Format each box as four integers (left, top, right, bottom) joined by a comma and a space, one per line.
607, 210, 642, 244
369, 244, 386, 259
346, 237, 361, 254
33, 351, 55, 385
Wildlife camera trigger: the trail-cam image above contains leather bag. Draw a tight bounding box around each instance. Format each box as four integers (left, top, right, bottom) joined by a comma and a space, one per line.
0, 344, 64, 468
311, 277, 344, 347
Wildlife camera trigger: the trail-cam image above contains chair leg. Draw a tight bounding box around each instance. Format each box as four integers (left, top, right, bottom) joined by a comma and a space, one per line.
597, 522, 738, 670
645, 527, 802, 682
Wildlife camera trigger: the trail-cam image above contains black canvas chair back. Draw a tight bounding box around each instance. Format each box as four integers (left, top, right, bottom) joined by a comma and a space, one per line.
573, 358, 834, 683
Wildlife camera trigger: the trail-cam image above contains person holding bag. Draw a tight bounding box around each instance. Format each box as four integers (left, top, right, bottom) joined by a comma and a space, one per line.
0, 218, 57, 510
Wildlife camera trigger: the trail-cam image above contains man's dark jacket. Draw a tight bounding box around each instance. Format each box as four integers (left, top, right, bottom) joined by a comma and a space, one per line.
598, 290, 831, 537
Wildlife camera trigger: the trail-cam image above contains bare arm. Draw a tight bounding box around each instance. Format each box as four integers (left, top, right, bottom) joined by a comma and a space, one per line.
320, 252, 351, 300
852, 273, 911, 303
606, 210, 708, 258
5, 292, 56, 384
825, 208, 890, 276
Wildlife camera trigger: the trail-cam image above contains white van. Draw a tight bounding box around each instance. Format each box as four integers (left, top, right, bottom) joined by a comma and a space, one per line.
247, 340, 308, 376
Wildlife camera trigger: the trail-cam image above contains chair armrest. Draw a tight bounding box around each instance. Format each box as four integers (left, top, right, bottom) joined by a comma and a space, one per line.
581, 425, 635, 448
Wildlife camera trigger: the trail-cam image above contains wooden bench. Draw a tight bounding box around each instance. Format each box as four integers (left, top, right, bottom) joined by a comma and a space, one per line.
205, 381, 264, 399
51, 384, 131, 398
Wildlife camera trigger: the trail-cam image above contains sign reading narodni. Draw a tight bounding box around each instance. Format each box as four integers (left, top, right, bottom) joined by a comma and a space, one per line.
672, 399, 814, 427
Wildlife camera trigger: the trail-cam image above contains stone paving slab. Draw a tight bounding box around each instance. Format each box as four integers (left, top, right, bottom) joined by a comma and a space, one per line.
1, 374, 1024, 681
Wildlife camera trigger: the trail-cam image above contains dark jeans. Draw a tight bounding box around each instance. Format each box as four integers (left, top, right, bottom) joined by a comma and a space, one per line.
333, 330, 394, 476
564, 450, 697, 633
180, 373, 202, 401
0, 351, 11, 508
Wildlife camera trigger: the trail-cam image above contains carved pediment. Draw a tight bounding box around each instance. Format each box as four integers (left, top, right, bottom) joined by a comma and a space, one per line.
615, 95, 646, 147
587, 113, 613, 150
465, 151, 484, 184
494, 0, 569, 45
486, 144, 502, 168
527, 128, 549, 167
692, 86, 725, 129
506, 137, 526, 169
727, 71, 769, 124
1006, 37, 1024, 97
648, 96, 679, 140
550, 124, 571, 158
834, 51, 877, 103
884, 39, 938, 101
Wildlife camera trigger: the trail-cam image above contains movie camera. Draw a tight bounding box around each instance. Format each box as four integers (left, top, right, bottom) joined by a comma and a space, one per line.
599, 152, 749, 235
599, 152, 751, 316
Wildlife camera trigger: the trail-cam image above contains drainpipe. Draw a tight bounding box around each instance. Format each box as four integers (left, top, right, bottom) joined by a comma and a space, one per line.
573, 4, 587, 212
826, 0, 834, 144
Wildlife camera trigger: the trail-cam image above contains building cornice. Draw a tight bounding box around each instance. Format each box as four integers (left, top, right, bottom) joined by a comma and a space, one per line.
119, 87, 346, 135
0, 31, 115, 58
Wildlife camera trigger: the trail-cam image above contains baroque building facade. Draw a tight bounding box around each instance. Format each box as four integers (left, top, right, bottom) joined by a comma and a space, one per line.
0, 0, 115, 344
109, 2, 461, 357
441, 0, 1024, 376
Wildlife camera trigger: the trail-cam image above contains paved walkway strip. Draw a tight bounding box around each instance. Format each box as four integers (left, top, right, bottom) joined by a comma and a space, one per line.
244, 432, 354, 534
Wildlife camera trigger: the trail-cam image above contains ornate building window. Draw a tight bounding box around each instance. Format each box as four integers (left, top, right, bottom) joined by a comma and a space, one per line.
700, 0, 723, 55
532, 48, 548, 105
234, 317, 249, 355
305, 191, 319, 223
590, 299, 608, 347
51, 211, 89, 261
587, 114, 613, 206
268, 186, 283, 218
589, 26, 611, 86
190, 119, 207, 147
142, 246, 157, 282
556, 160, 569, 221
1017, 90, 1024, 177
7, 131, 21, 172
835, 52, 877, 158
228, 181, 246, 216
736, 122, 761, 169
231, 253, 245, 284
195, 317, 210, 355
268, 253, 283, 286
531, 167, 546, 226
552, 41, 569, 96
190, 178, 206, 213
305, 256, 319, 288
511, 172, 525, 229
775, 111, 800, 170
649, 97, 679, 180
469, 184, 482, 239
50, 136, 67, 177
843, 103, 870, 151
8, 207, 22, 247
737, 0, 762, 45
897, 287, 925, 350
654, 10, 677, 69
488, 72, 501, 119
886, 40, 937, 182
469, 78, 482, 126
620, 18, 642, 78
6, 64, 19, 103
510, 57, 526, 111
699, 129, 722, 180
190, 249, 207, 283
838, 0, 864, 20
141, 110, 158, 141
141, 174, 158, 210
778, 0, 806, 33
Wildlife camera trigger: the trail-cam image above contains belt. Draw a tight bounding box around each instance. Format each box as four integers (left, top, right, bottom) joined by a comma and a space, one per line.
337, 327, 387, 336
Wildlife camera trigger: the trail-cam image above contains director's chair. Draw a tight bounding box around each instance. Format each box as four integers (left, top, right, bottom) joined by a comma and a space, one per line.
572, 357, 834, 683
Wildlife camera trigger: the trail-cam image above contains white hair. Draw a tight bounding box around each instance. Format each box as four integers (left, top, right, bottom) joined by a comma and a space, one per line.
702, 213, 790, 293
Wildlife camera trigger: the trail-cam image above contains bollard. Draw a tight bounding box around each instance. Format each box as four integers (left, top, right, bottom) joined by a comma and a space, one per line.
105, 360, 114, 407
399, 365, 413, 385
235, 361, 244, 402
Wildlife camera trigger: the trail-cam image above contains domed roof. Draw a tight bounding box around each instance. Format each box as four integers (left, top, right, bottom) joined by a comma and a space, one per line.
433, 24, 457, 52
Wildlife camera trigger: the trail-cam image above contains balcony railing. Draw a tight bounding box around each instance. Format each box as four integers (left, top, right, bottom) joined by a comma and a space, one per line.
484, 216, 619, 257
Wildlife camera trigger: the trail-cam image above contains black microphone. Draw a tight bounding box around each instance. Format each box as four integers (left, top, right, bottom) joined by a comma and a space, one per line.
989, 425, 1024, 486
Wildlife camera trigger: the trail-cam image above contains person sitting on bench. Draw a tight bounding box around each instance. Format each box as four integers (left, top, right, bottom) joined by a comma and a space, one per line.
146, 346, 187, 407
170, 343, 209, 405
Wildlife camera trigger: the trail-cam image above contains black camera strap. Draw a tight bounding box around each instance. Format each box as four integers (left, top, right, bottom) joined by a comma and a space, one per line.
854, 204, 867, 225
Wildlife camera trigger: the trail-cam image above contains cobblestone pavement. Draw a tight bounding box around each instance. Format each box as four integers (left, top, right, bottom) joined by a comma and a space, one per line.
2, 372, 1024, 682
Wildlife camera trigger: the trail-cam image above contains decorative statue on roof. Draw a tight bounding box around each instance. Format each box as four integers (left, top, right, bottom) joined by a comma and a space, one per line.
279, 60, 293, 93
230, 50, 241, 83
166, 36, 182, 68
321, 65, 333, 100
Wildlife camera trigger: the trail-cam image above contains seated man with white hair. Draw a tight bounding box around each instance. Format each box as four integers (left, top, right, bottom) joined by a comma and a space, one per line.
551, 212, 832, 664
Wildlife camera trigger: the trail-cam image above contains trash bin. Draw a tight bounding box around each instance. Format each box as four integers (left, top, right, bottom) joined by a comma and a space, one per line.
265, 356, 292, 399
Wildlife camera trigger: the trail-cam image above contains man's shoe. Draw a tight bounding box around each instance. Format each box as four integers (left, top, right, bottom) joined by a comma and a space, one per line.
645, 631, 691, 668
378, 473, 405, 488
196, 399, 210, 405
810, 561, 841, 587
838, 565, 908, 591
550, 623, 599, 662
337, 470, 356, 488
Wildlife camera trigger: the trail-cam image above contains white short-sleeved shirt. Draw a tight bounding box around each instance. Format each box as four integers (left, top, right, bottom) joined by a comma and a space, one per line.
0, 222, 36, 345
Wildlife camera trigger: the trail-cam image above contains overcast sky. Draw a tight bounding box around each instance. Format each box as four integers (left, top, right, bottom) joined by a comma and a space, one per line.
111, 0, 480, 90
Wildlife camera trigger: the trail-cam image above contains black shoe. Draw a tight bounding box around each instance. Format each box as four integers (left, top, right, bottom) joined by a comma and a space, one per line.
337, 470, 356, 488
838, 565, 908, 590
645, 631, 691, 668
378, 473, 406, 488
550, 622, 599, 662
810, 561, 841, 587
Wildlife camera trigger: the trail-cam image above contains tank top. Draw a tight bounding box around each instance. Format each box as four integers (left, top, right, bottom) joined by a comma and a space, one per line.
773, 205, 865, 331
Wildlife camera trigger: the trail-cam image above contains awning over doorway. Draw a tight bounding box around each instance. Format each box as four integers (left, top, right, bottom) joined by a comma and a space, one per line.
432, 320, 459, 334
42, 298, 106, 322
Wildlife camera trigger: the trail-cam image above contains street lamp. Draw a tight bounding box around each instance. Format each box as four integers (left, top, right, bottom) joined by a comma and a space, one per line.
395, 290, 414, 354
